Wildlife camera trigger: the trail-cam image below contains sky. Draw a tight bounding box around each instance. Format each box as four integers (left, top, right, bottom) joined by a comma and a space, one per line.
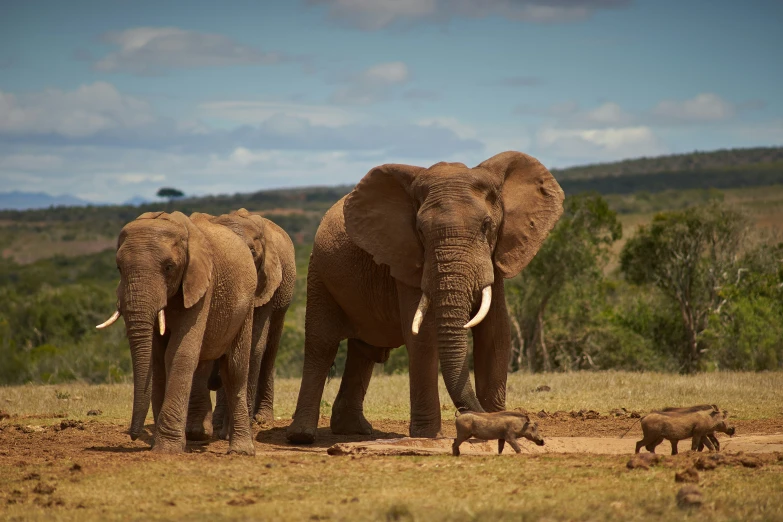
0, 0, 781, 204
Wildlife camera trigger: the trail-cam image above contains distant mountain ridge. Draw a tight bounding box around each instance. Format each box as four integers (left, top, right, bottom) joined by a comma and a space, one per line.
0, 191, 93, 211
552, 146, 783, 180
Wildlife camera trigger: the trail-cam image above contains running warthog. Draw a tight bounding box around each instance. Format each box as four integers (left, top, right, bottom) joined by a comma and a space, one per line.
453, 411, 545, 456
635, 407, 735, 455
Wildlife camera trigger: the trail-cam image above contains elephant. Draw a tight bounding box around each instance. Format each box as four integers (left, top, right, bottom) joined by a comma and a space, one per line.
96, 210, 258, 455
286, 151, 564, 444
183, 209, 296, 440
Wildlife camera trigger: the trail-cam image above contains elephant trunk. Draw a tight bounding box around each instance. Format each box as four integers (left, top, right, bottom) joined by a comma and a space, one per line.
121, 277, 162, 441
431, 259, 484, 413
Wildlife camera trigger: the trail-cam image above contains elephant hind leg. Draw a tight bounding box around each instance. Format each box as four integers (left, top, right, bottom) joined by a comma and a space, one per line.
223, 310, 255, 456
330, 339, 386, 435
254, 307, 287, 425
185, 360, 214, 442
287, 277, 348, 445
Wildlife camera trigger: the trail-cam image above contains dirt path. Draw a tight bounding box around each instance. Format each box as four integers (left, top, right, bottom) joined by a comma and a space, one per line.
1, 416, 782, 464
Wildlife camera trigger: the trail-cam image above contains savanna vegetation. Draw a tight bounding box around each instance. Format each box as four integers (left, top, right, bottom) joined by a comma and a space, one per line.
1, 147, 782, 385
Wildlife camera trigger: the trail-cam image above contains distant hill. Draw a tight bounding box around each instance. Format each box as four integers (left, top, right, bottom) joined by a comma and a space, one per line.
0, 191, 93, 210
553, 146, 783, 180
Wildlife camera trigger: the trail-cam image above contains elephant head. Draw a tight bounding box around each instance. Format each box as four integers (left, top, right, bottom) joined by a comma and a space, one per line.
97, 211, 213, 440
343, 151, 564, 410
204, 208, 283, 307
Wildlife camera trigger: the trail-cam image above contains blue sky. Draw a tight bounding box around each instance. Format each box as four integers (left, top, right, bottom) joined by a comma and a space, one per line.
1, 0, 781, 203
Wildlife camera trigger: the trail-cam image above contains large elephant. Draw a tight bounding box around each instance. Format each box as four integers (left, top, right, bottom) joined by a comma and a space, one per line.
96, 211, 257, 455
184, 209, 295, 440
286, 151, 564, 443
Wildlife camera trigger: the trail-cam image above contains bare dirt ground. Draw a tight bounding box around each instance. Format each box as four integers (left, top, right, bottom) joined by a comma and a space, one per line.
2, 415, 782, 464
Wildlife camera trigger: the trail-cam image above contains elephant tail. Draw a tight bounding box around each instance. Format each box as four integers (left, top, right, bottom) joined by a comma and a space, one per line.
207, 358, 223, 391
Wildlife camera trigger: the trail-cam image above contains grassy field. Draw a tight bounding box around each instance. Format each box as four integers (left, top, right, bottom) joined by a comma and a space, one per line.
3, 371, 783, 423
1, 372, 782, 520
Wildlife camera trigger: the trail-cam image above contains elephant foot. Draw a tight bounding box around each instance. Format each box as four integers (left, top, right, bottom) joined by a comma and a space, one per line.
410, 421, 442, 439
151, 438, 186, 454
227, 439, 256, 456
286, 418, 317, 444
185, 422, 213, 442
330, 408, 373, 435
218, 425, 229, 441
253, 408, 274, 427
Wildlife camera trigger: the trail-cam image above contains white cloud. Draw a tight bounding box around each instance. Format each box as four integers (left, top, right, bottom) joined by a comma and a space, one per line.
651, 93, 736, 124
308, 0, 438, 30
198, 100, 361, 127
116, 173, 166, 185
309, 0, 629, 29
0, 82, 157, 137
582, 102, 634, 126
94, 27, 283, 75
537, 125, 667, 161
330, 61, 411, 105
417, 117, 477, 139
0, 153, 64, 171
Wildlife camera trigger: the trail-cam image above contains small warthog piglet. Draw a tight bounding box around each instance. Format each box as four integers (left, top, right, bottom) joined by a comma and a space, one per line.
453, 411, 544, 456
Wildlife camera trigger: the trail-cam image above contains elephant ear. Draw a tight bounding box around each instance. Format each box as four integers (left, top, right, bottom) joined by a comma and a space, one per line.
479, 151, 565, 279
344, 164, 424, 288
249, 215, 283, 307
164, 211, 214, 308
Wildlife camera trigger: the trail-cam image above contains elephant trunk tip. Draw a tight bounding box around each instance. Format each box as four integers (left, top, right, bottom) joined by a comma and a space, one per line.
129, 430, 140, 441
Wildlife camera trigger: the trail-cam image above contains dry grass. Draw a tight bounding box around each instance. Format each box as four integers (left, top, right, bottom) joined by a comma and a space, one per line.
3, 371, 782, 424
1, 372, 782, 521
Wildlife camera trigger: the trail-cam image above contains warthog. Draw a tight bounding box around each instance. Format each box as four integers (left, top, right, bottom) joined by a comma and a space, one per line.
656, 405, 725, 451
635, 407, 735, 455
452, 411, 545, 456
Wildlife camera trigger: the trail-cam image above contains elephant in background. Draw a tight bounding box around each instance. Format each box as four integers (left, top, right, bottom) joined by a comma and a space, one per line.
96, 211, 257, 455
184, 209, 295, 440
287, 151, 564, 444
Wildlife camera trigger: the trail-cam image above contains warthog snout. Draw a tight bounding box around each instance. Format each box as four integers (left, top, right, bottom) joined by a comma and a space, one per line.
727, 426, 736, 437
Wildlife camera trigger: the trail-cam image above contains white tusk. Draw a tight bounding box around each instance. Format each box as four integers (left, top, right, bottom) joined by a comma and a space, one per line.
158, 310, 166, 336
411, 293, 430, 336
464, 286, 492, 329
96, 310, 120, 329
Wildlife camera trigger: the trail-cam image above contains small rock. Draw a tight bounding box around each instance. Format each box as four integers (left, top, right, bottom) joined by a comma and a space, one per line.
674, 467, 700, 483
676, 485, 703, 509
23, 472, 41, 481
627, 453, 661, 470
536, 410, 549, 419
33, 482, 56, 495
0, 411, 10, 421
58, 420, 84, 431
739, 456, 762, 468
21, 425, 46, 434
86, 410, 102, 416
227, 496, 256, 506
629, 411, 642, 418
70, 463, 82, 472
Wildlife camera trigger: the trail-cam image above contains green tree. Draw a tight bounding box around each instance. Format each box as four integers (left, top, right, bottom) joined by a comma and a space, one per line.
156, 187, 185, 202
620, 202, 748, 372
506, 194, 622, 372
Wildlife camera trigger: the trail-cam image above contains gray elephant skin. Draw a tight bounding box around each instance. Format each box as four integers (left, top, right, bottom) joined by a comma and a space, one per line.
287, 151, 564, 444
97, 210, 258, 455
184, 209, 296, 440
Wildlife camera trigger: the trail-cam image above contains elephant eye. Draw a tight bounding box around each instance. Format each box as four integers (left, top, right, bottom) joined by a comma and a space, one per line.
481, 217, 492, 236
164, 262, 175, 273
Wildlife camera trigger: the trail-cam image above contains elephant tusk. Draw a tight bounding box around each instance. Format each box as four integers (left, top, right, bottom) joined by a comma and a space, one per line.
411, 293, 429, 336
157, 309, 166, 336
464, 286, 492, 329
96, 310, 120, 329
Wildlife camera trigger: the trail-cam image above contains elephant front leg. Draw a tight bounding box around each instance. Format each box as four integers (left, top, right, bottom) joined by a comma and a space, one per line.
154, 348, 201, 454
222, 310, 255, 456
470, 274, 510, 412
185, 360, 214, 442
330, 339, 385, 435
398, 283, 442, 439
